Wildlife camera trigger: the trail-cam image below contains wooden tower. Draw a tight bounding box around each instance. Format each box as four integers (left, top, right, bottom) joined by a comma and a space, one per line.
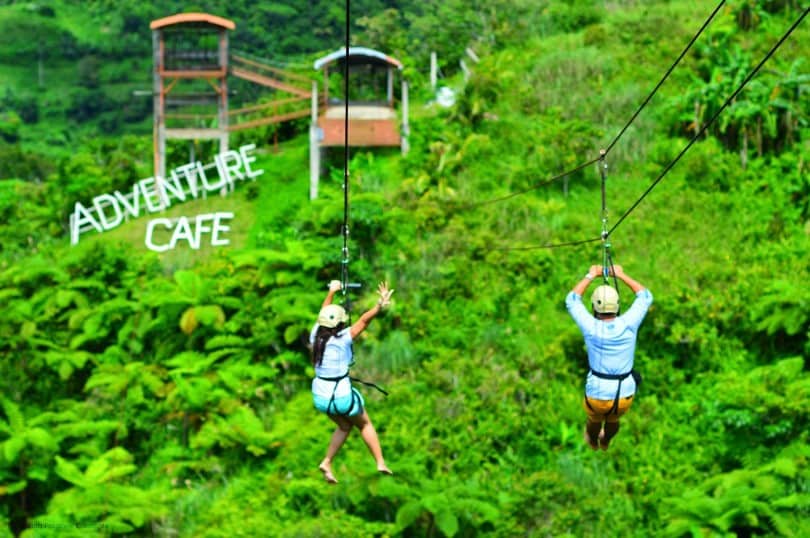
150, 13, 235, 180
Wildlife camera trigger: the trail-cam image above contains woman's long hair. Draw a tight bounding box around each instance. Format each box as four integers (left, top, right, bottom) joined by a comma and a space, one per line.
312, 322, 347, 366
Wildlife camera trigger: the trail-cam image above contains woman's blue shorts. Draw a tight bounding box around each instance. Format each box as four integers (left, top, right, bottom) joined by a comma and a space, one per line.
313, 387, 364, 417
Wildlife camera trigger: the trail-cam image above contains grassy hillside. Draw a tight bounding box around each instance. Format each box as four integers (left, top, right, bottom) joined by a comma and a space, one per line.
0, 1, 808, 537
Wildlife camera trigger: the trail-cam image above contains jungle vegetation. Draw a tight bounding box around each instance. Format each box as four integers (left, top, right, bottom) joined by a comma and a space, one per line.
0, 0, 808, 536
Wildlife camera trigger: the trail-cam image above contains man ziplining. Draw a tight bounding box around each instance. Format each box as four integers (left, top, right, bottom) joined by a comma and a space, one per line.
566, 264, 653, 451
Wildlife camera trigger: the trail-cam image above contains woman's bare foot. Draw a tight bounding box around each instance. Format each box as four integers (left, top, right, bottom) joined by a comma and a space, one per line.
377, 464, 393, 476
319, 462, 338, 484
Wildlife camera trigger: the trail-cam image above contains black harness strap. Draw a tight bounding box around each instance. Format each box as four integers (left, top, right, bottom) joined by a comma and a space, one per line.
590, 370, 632, 381
349, 376, 389, 396
587, 369, 634, 415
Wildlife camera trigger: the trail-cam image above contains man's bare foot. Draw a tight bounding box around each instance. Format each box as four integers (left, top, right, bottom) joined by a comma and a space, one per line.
598, 431, 610, 451
583, 428, 599, 451
377, 464, 393, 476
319, 462, 338, 484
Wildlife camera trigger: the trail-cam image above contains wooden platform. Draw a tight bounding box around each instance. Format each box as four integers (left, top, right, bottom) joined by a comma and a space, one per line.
318, 105, 400, 147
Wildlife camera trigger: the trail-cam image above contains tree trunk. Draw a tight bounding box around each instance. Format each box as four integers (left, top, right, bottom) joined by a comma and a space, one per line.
182, 412, 189, 447
38, 43, 44, 88
740, 130, 748, 170
19, 461, 27, 517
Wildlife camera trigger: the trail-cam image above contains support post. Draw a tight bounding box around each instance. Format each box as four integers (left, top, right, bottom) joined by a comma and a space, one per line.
386, 67, 393, 105
401, 80, 409, 155
310, 80, 320, 199
153, 29, 165, 180
430, 51, 437, 90
218, 28, 231, 194
218, 28, 229, 155
459, 59, 470, 81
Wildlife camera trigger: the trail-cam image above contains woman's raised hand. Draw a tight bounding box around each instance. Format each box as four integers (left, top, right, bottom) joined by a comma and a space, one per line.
377, 281, 395, 307
328, 280, 342, 292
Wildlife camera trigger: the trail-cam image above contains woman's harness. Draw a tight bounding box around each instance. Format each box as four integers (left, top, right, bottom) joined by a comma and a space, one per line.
317, 371, 388, 417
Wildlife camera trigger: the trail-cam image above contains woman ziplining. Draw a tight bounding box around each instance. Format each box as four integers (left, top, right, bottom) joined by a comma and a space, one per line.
311, 279, 394, 483
308, 0, 397, 484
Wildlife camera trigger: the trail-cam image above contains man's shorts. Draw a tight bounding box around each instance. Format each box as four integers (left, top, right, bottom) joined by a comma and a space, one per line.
313, 387, 365, 417
583, 395, 633, 423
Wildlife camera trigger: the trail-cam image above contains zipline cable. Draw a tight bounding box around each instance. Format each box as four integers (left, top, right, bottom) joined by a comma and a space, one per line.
336, 0, 388, 398
494, 236, 600, 251
599, 150, 610, 280
450, 157, 600, 212
597, 150, 619, 289
341, 0, 353, 312
496, 7, 808, 252
449, 0, 726, 213
602, 0, 726, 156
607, 6, 808, 237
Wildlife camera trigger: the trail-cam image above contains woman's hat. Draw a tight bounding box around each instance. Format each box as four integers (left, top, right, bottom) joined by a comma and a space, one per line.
318, 304, 348, 328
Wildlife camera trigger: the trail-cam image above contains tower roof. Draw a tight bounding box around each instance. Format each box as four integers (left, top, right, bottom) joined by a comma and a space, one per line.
314, 46, 402, 71
150, 13, 235, 31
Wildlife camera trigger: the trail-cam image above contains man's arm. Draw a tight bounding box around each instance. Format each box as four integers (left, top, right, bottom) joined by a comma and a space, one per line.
610, 265, 646, 294
572, 264, 603, 296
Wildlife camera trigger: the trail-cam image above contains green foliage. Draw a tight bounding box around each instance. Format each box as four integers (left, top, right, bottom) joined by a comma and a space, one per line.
37, 448, 169, 535
701, 358, 810, 453
0, 1, 808, 537
670, 27, 809, 163
0, 10, 81, 63
750, 280, 810, 336
546, 0, 605, 33
0, 112, 20, 144
663, 442, 810, 537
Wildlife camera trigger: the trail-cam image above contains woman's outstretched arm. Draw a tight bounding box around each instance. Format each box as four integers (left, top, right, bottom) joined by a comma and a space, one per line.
350, 281, 394, 339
